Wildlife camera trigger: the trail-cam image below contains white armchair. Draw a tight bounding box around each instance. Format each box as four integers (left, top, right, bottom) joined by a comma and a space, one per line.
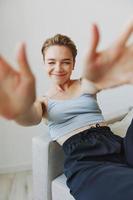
32, 131, 74, 200
32, 108, 133, 200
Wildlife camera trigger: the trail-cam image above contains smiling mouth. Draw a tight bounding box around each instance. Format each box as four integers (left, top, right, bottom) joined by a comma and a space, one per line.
52, 73, 66, 76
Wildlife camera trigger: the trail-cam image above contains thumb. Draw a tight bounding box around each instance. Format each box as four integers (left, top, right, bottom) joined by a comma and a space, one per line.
17, 43, 33, 76
87, 23, 100, 60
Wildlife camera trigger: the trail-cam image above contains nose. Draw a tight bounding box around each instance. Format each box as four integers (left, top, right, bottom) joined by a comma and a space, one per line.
54, 63, 63, 72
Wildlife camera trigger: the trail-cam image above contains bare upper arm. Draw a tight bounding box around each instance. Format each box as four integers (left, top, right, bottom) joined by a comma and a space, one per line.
36, 96, 48, 124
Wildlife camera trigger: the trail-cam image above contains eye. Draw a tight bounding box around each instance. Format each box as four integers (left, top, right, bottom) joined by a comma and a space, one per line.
63, 62, 71, 65
48, 62, 55, 65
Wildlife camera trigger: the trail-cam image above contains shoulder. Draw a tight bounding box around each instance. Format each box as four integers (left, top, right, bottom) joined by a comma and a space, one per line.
79, 77, 100, 94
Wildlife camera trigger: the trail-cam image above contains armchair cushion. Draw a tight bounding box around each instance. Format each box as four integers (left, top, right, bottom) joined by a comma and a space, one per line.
52, 174, 74, 200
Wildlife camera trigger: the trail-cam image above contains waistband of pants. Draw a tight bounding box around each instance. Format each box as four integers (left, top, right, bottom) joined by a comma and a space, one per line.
62, 125, 110, 151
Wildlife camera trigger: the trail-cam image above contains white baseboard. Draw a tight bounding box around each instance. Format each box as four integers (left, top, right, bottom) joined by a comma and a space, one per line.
0, 163, 32, 174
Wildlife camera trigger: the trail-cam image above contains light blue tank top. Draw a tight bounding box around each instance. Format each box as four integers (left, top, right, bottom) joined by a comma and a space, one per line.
47, 93, 105, 141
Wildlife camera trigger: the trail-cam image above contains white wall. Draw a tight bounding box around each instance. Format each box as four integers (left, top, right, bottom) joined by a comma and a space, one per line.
0, 0, 133, 172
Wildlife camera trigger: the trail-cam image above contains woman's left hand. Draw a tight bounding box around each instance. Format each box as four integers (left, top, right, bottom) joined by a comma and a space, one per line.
84, 18, 133, 90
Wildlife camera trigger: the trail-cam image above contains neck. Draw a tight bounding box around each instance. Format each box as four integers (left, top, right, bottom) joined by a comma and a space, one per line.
54, 80, 72, 92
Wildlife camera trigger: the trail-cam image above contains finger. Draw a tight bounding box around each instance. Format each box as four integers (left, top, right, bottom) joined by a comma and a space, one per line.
87, 23, 100, 60
17, 43, 33, 75
0, 55, 16, 79
0, 55, 12, 71
116, 17, 133, 48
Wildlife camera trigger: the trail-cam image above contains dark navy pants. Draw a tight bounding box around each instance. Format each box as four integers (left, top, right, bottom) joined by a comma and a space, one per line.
62, 119, 133, 200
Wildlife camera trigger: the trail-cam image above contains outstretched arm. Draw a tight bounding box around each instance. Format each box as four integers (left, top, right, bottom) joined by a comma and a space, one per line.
0, 43, 45, 125
82, 17, 133, 90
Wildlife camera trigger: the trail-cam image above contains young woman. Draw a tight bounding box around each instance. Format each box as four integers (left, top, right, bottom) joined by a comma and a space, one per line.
0, 21, 133, 199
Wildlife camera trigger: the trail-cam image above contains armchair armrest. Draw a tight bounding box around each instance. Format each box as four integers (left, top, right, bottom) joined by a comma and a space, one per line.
32, 130, 64, 200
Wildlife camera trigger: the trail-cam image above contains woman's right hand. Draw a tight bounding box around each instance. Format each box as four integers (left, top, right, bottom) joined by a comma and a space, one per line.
0, 43, 36, 119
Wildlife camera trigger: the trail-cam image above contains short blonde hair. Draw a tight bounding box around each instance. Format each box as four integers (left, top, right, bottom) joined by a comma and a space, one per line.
41, 34, 77, 61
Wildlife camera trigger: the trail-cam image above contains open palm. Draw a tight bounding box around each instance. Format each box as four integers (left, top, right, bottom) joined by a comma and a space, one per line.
0, 44, 36, 119
84, 19, 133, 89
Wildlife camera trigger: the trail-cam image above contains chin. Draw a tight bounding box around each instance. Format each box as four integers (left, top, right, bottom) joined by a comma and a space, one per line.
52, 78, 67, 85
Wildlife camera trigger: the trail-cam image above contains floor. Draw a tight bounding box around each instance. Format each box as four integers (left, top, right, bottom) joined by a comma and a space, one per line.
0, 170, 33, 200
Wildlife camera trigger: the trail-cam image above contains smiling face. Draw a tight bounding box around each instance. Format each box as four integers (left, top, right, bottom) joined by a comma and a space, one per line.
44, 45, 75, 85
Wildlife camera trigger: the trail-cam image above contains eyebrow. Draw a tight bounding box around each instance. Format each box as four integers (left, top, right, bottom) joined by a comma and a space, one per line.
46, 58, 72, 61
